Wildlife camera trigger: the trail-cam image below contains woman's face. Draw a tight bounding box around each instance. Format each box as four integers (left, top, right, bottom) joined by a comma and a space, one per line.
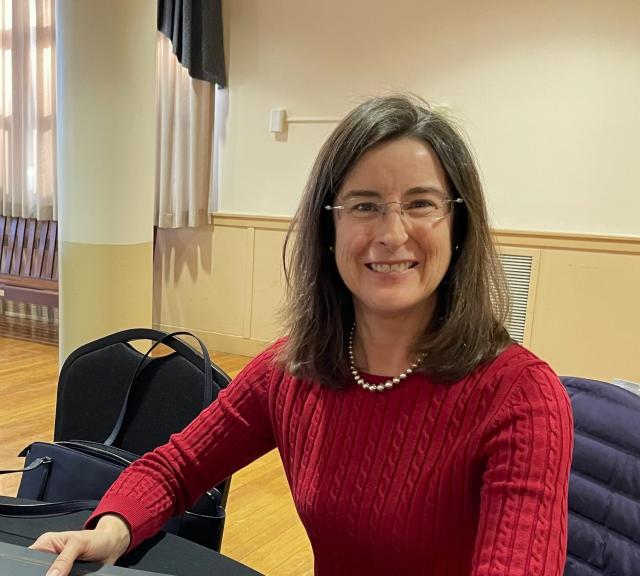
333, 137, 454, 324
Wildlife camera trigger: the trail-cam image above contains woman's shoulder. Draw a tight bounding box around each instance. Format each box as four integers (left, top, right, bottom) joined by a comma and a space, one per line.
225, 337, 299, 395
231, 338, 288, 381
469, 343, 567, 406
488, 342, 555, 377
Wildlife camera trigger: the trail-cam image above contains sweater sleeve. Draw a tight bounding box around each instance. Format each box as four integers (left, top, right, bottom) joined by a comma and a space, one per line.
471, 363, 574, 576
85, 344, 279, 550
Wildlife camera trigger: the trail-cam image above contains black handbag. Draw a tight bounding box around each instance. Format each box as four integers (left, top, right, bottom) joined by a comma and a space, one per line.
0, 330, 228, 551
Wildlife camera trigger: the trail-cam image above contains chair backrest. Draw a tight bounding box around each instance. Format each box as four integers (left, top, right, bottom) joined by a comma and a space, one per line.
0, 216, 58, 307
561, 376, 640, 576
0, 216, 58, 282
54, 328, 231, 454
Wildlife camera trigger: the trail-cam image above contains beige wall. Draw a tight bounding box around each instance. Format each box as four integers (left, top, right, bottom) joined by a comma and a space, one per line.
219, 0, 640, 237
531, 248, 638, 382
494, 231, 640, 382
154, 216, 289, 357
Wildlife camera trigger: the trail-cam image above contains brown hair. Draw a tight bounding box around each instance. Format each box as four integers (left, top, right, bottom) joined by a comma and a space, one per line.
279, 95, 511, 387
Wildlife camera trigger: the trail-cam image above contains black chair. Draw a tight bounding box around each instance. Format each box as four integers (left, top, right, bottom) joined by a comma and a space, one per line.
54, 328, 232, 550
561, 376, 640, 576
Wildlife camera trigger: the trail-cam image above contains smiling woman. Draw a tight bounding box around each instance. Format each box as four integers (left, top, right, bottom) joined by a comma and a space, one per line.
281, 96, 512, 385
31, 96, 573, 576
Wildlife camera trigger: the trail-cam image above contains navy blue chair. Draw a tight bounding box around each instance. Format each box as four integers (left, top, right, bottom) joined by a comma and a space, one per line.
561, 376, 640, 576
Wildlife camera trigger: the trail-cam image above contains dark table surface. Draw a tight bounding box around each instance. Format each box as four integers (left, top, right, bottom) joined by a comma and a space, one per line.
0, 496, 263, 576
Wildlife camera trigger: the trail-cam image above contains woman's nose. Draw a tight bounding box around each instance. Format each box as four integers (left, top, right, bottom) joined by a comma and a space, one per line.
376, 208, 409, 248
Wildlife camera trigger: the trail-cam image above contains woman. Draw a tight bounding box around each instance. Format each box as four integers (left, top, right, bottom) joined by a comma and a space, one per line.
33, 95, 573, 576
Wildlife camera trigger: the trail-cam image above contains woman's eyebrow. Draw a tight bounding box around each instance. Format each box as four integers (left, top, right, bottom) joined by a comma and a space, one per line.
340, 189, 383, 201
340, 186, 446, 201
404, 186, 447, 196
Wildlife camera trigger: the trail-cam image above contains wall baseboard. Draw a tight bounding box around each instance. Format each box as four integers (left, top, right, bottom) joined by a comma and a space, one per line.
154, 322, 273, 357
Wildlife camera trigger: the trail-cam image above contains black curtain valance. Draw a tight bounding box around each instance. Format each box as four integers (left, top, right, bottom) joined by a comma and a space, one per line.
157, 0, 226, 87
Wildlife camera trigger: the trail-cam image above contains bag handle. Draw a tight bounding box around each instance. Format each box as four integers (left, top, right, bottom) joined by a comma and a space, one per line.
0, 500, 98, 517
0, 486, 223, 517
0, 457, 51, 476
104, 331, 213, 447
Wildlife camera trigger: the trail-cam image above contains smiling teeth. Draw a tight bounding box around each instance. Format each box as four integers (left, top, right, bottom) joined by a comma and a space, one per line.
370, 262, 413, 273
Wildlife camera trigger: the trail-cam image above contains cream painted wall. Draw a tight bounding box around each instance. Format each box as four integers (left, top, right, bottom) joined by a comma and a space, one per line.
218, 0, 640, 236
530, 248, 640, 382
154, 216, 290, 356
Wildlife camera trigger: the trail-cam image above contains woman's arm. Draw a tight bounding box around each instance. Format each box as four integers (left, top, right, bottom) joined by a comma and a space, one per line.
84, 344, 281, 551
31, 344, 283, 575
472, 364, 574, 576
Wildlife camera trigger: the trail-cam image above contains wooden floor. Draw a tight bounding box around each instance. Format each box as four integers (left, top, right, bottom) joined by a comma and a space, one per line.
0, 336, 313, 575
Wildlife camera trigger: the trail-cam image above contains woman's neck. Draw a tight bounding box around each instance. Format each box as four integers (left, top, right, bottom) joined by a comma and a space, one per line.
352, 305, 433, 376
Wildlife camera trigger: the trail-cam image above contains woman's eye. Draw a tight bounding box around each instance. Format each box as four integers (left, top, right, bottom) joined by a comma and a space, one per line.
352, 202, 379, 212
407, 199, 436, 210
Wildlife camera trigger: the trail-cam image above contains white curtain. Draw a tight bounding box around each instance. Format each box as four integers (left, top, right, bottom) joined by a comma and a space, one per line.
156, 32, 215, 229
0, 0, 56, 221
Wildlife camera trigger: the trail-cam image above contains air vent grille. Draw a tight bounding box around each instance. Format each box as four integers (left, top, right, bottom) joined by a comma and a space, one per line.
499, 253, 534, 344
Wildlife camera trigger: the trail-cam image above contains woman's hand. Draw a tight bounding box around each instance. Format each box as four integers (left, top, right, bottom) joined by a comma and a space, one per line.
29, 514, 131, 576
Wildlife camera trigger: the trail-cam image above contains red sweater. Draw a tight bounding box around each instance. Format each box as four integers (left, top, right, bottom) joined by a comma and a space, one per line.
89, 342, 573, 575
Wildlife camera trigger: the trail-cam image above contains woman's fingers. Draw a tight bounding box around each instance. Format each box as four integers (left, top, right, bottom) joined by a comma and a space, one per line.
29, 531, 77, 554
28, 532, 58, 553
29, 531, 99, 576
44, 539, 84, 576
28, 518, 131, 576
29, 532, 86, 576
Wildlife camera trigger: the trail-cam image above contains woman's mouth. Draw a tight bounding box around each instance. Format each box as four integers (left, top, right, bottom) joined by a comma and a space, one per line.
366, 261, 418, 273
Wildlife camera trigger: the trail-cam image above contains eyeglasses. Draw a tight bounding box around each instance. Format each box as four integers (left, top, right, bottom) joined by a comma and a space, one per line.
324, 195, 463, 222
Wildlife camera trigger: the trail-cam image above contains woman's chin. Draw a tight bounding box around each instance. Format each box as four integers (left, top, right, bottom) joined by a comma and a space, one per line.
356, 296, 435, 320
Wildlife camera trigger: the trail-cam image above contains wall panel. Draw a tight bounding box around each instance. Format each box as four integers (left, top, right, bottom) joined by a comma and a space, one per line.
530, 249, 639, 382
251, 229, 287, 342
154, 224, 249, 339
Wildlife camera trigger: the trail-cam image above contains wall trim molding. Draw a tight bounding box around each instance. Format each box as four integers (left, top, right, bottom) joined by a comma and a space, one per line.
154, 322, 272, 357
212, 213, 291, 231
211, 212, 640, 254
493, 229, 640, 255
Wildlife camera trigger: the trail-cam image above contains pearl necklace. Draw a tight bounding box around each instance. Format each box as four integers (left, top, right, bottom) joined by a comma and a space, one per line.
348, 325, 424, 392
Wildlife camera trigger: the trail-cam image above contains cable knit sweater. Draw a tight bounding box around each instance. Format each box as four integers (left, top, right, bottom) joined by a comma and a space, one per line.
88, 342, 573, 575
